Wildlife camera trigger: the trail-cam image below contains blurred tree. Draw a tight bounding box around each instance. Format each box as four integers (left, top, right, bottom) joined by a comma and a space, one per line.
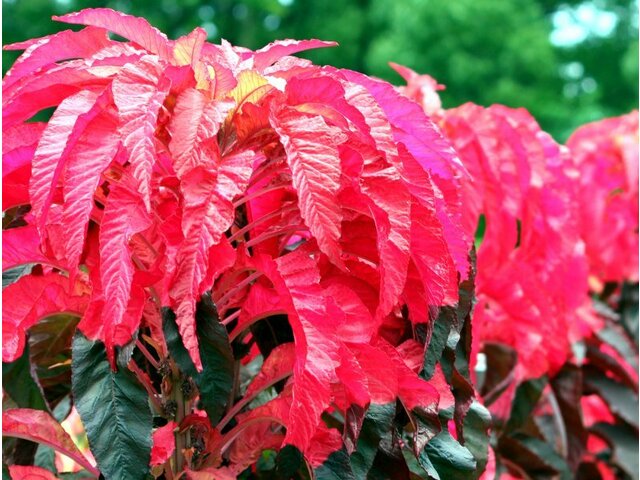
3, 0, 637, 140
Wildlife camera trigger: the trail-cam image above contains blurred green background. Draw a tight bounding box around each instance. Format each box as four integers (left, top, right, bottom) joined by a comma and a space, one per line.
3, 0, 638, 141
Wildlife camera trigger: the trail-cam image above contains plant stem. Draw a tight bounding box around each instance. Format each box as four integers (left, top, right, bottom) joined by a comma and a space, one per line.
173, 373, 186, 473
136, 338, 160, 369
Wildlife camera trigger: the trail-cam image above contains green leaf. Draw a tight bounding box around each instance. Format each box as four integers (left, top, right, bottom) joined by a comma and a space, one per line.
349, 403, 396, 478
276, 444, 305, 478
550, 364, 587, 469
71, 332, 152, 480
461, 401, 491, 475
423, 430, 476, 480
591, 422, 639, 478
194, 294, 234, 424
596, 323, 638, 373
421, 313, 453, 381
473, 215, 486, 250
315, 448, 356, 480
620, 282, 638, 343
402, 447, 439, 479
2, 343, 48, 412
2, 265, 31, 289
162, 307, 198, 378
34, 445, 56, 474
29, 314, 79, 407
505, 376, 546, 432
510, 434, 571, 480
585, 373, 639, 428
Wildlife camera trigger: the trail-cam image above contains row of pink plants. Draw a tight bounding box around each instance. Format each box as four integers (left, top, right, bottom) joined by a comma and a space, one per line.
2, 8, 638, 480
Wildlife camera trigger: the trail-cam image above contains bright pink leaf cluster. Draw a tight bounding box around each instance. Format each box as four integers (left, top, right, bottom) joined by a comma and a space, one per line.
2, 8, 469, 461
567, 112, 639, 286
440, 104, 588, 411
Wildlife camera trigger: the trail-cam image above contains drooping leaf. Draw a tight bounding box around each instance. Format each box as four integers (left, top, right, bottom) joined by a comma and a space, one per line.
71, 332, 152, 480
2, 273, 88, 363
349, 403, 396, 478
7, 465, 58, 480
111, 56, 171, 209
2, 344, 49, 412
28, 90, 101, 231
422, 430, 476, 480
2, 409, 96, 475
162, 307, 197, 379
95, 183, 151, 354
59, 99, 121, 273
194, 295, 235, 424
270, 108, 347, 266
150, 421, 177, 466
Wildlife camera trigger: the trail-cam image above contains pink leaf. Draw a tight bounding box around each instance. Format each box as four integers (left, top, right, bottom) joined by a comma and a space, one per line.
340, 69, 466, 180
60, 98, 121, 274
98, 183, 152, 352
169, 88, 234, 178
244, 343, 295, 399
3, 123, 46, 211
2, 273, 88, 362
53, 8, 172, 60
3, 27, 112, 90
112, 56, 171, 209
3, 409, 97, 475
252, 39, 337, 71
253, 250, 341, 451
270, 107, 347, 267
2, 224, 53, 271
29, 90, 101, 230
150, 421, 177, 466
170, 152, 255, 369
8, 465, 58, 480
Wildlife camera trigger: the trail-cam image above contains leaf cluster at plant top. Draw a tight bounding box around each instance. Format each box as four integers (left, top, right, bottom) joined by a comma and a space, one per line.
2, 7, 638, 480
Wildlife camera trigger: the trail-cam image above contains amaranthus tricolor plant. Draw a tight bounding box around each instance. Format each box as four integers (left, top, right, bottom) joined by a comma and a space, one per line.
3, 9, 490, 480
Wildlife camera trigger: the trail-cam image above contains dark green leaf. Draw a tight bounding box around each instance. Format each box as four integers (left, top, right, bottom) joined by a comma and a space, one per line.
505, 377, 546, 432
195, 294, 234, 424
591, 422, 639, 478
423, 430, 476, 480
422, 313, 453, 381
596, 323, 639, 373
461, 401, 491, 475
349, 403, 396, 478
2, 343, 48, 412
620, 282, 639, 343
550, 364, 587, 469
402, 447, 439, 479
162, 307, 198, 378
2, 265, 31, 289
517, 435, 572, 479
498, 434, 571, 479
29, 314, 79, 407
315, 448, 356, 480
72, 332, 152, 480
276, 444, 305, 478
368, 434, 412, 480
34, 445, 56, 473
584, 373, 639, 427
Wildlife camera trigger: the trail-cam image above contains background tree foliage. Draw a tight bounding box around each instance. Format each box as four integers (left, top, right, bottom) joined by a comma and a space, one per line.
2, 0, 637, 140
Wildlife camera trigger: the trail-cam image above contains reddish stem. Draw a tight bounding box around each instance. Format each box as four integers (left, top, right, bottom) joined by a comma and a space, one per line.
216, 271, 263, 310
